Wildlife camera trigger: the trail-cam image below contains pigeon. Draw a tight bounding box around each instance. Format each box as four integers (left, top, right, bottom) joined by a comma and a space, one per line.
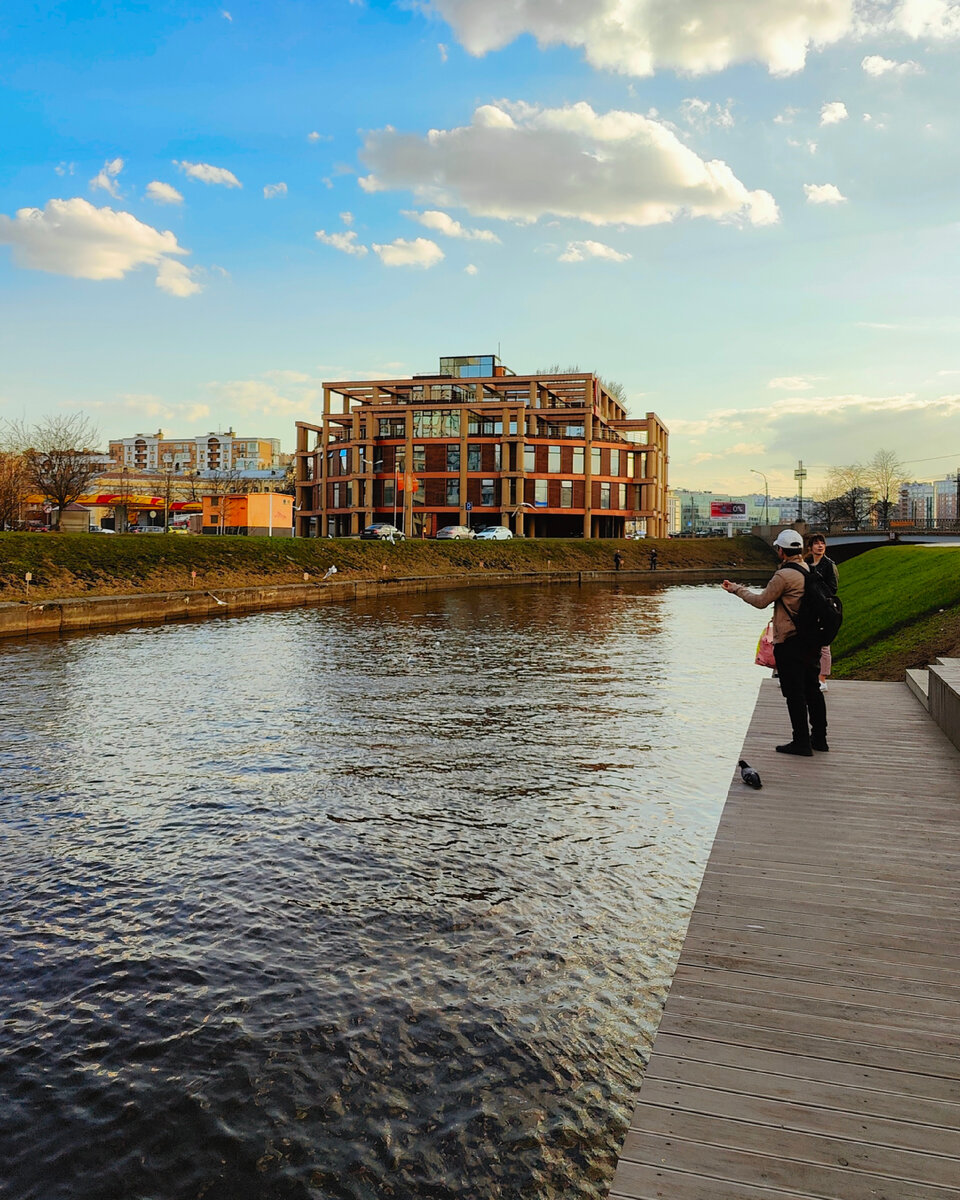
738, 759, 762, 789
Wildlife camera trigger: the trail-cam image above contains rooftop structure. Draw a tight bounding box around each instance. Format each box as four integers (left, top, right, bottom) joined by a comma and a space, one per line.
295, 355, 668, 539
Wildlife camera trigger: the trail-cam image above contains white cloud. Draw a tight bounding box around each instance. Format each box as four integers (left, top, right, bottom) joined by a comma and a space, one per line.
174, 160, 242, 188
90, 157, 124, 198
78, 394, 213, 424
156, 258, 202, 297
361, 101, 779, 229
820, 101, 848, 126
263, 182, 288, 198
787, 137, 818, 153
773, 107, 799, 125
340, 211, 354, 225
465, 263, 478, 274
861, 52, 924, 75
55, 161, 76, 177
402, 208, 500, 241
438, 42, 448, 61
221, 9, 232, 20
680, 97, 734, 130
315, 229, 368, 256
768, 376, 815, 390
0, 197, 199, 296
428, 0, 858, 76
146, 181, 184, 205
371, 237, 445, 268
208, 375, 322, 419
804, 182, 847, 204
558, 239, 631, 262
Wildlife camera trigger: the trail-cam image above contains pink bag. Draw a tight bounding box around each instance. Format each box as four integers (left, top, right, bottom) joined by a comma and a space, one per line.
755, 623, 776, 668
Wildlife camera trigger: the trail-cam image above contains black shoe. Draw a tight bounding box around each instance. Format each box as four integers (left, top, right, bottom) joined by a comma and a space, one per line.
776, 742, 814, 756
812, 738, 829, 752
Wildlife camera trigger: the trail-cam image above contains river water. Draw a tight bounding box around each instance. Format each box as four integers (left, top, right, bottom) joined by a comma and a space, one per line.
0, 581, 765, 1200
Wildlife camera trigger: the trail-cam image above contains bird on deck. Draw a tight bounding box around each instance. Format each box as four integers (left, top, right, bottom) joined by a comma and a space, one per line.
738, 759, 762, 789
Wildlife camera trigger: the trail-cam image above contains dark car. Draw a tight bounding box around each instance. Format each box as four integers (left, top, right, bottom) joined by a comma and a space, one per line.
360, 523, 404, 540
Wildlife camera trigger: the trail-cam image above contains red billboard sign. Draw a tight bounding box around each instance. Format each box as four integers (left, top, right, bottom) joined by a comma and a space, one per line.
710, 502, 747, 518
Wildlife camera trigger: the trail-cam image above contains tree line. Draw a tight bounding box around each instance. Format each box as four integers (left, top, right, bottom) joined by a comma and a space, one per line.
806, 449, 913, 530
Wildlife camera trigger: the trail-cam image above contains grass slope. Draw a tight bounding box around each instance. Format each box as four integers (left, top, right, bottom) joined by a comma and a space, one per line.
0, 531, 775, 601
832, 545, 960, 680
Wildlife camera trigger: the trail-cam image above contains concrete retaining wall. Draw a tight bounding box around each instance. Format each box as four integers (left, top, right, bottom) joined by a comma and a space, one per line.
0, 567, 762, 642
927, 658, 960, 753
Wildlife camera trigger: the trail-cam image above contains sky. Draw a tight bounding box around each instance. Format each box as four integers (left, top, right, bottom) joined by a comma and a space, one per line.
2, 0, 960, 496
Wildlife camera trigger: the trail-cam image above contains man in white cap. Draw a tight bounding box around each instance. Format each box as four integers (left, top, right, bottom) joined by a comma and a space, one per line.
722, 529, 828, 756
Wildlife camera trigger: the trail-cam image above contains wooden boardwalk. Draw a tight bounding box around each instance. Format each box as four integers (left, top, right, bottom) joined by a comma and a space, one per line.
609, 678, 960, 1200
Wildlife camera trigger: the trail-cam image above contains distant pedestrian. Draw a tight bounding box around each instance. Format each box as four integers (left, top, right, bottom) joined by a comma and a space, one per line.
614, 550, 624, 571
722, 529, 828, 755
805, 531, 839, 692
649, 548, 657, 571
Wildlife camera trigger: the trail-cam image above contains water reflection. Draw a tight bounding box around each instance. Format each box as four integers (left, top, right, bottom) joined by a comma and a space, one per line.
0, 582, 763, 1200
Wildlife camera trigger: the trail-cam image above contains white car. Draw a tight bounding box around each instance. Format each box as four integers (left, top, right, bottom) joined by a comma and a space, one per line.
474, 526, 513, 540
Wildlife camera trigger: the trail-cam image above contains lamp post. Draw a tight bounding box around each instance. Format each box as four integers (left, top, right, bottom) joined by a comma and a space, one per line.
794, 459, 806, 524
751, 468, 770, 526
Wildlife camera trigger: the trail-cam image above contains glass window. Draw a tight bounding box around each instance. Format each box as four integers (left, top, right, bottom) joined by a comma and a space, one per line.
509, 419, 518, 435
535, 479, 548, 504
412, 409, 461, 437
493, 444, 501, 470
414, 478, 425, 506
626, 452, 635, 478
467, 444, 482, 471
610, 449, 620, 476
572, 447, 584, 474
524, 446, 536, 472
560, 481, 573, 509
618, 484, 627, 509
413, 445, 426, 471
548, 445, 561, 472
383, 479, 395, 506
345, 483, 353, 508
446, 478, 460, 505
395, 447, 406, 472
600, 483, 611, 509
591, 448, 602, 475
378, 418, 405, 438
332, 483, 341, 508
446, 445, 460, 472
481, 478, 496, 506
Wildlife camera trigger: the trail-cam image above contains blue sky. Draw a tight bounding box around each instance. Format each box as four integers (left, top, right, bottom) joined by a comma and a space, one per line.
2, 0, 960, 494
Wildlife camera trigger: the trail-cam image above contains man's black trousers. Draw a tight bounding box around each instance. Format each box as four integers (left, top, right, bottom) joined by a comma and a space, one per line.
773, 636, 827, 748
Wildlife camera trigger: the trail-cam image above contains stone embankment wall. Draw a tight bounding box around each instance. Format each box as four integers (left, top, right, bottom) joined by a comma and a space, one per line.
0, 568, 762, 641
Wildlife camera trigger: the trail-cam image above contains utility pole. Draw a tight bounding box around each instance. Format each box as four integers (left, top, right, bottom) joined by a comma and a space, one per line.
794, 459, 807, 524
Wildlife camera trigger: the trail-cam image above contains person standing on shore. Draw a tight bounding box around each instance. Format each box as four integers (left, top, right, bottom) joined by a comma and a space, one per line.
649, 547, 657, 571
806, 532, 839, 692
614, 550, 624, 571
721, 529, 828, 755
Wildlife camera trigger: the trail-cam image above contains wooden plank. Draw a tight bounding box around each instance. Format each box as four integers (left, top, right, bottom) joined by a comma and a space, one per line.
607, 678, 960, 1199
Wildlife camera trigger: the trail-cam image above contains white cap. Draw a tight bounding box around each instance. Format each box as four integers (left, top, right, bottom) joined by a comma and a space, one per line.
773, 529, 804, 551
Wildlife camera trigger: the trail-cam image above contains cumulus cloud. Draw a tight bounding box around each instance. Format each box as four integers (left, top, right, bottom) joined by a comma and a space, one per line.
90, 157, 124, 197
862, 52, 924, 74
402, 208, 500, 241
0, 197, 200, 296
361, 101, 779, 229
315, 229, 368, 256
174, 160, 242, 187
428, 0, 857, 76
820, 101, 848, 125
78, 394, 213, 424
340, 211, 354, 225
465, 263, 478, 274
804, 182, 847, 204
263, 182, 288, 198
371, 237, 445, 268
680, 97, 734, 130
558, 239, 631, 262
146, 181, 184, 204
208, 374, 322, 419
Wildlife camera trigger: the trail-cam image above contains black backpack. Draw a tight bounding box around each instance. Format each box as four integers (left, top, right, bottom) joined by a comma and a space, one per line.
778, 562, 843, 647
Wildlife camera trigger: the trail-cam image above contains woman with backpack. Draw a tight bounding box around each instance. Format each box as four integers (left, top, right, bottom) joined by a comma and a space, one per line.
806, 532, 839, 692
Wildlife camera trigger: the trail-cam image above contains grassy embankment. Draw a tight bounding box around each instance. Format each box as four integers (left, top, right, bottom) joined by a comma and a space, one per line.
832, 545, 960, 680
0, 531, 775, 602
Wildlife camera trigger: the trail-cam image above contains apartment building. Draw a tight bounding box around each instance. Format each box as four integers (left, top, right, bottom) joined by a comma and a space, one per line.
294, 354, 669, 539
109, 430, 281, 474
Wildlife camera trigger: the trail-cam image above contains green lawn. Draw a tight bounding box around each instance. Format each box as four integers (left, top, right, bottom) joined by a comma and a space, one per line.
832, 545, 960, 665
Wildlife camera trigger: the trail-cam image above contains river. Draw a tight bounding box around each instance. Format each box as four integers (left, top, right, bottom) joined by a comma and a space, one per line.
0, 581, 766, 1200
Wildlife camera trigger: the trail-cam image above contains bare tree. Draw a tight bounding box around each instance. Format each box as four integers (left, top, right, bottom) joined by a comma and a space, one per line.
865, 448, 907, 528
825, 465, 873, 529
0, 426, 29, 529
13, 414, 102, 530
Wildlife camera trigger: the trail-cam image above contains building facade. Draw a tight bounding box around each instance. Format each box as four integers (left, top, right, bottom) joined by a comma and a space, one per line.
109, 430, 281, 474
201, 492, 293, 536
295, 355, 669, 539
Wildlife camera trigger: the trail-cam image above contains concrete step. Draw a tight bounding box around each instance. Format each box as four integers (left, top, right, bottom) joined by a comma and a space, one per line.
905, 667, 930, 710
927, 657, 960, 754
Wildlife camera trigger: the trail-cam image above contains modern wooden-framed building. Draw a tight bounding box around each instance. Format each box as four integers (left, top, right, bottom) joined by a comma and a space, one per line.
295, 355, 669, 539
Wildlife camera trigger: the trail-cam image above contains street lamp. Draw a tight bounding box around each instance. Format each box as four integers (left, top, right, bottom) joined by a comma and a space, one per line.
751, 468, 770, 526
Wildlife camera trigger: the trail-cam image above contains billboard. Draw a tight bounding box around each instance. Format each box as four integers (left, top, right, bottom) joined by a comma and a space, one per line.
710, 501, 747, 519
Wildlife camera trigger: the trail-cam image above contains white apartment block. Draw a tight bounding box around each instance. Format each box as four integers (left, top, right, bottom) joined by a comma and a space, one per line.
109, 429, 281, 474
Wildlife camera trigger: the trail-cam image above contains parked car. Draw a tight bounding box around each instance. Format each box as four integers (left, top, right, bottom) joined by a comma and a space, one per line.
360, 523, 405, 540
435, 525, 474, 539
474, 525, 513, 540
88, 526, 116, 534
